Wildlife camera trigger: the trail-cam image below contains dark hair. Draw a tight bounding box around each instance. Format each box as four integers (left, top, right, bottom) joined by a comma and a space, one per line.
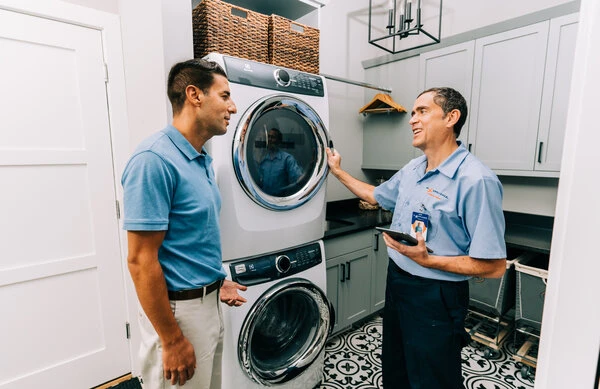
418, 87, 468, 137
167, 58, 227, 114
269, 128, 283, 142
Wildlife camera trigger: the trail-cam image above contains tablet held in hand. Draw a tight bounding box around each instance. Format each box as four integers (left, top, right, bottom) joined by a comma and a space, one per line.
376, 227, 434, 253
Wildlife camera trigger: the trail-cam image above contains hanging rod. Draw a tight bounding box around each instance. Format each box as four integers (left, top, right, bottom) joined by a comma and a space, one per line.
320, 73, 392, 93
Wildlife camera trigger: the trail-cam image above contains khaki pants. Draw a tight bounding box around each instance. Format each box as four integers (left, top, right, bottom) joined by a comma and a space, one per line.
138, 291, 224, 389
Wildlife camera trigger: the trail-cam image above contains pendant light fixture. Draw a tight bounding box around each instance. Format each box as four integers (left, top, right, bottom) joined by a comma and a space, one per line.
368, 0, 443, 54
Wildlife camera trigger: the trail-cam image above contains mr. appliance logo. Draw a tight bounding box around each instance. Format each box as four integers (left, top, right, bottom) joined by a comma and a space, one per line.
426, 187, 448, 200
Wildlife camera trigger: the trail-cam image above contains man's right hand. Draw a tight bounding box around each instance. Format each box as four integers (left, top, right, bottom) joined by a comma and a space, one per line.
326, 147, 342, 176
162, 334, 196, 386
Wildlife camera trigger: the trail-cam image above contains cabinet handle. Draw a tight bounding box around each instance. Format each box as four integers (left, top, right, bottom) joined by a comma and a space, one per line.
468, 143, 472, 152
346, 261, 351, 281
374, 232, 380, 251
538, 141, 544, 163
340, 263, 345, 283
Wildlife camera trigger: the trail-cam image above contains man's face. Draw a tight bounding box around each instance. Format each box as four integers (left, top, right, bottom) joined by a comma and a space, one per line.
267, 130, 280, 150
200, 74, 237, 136
409, 92, 448, 150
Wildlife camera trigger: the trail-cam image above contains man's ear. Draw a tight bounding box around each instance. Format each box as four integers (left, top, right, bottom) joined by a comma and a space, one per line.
186, 85, 203, 106
445, 109, 460, 129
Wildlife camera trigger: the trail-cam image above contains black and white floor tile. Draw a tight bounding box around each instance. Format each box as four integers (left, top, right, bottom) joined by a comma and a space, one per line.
321, 315, 536, 389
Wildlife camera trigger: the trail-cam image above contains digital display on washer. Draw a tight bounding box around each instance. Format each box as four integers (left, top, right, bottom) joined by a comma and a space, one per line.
230, 242, 322, 286
223, 55, 324, 96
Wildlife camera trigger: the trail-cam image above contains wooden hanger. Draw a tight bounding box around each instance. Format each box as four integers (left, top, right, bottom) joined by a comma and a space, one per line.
359, 93, 406, 114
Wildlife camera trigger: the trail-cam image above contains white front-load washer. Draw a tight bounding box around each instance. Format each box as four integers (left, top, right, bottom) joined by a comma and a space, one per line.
221, 240, 333, 389
205, 53, 330, 261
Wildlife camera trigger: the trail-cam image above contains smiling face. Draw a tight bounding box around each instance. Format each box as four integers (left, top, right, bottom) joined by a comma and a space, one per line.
409, 91, 456, 151
199, 74, 237, 137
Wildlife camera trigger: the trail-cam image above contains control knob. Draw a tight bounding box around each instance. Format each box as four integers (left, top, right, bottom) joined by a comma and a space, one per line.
274, 69, 291, 87
275, 254, 291, 274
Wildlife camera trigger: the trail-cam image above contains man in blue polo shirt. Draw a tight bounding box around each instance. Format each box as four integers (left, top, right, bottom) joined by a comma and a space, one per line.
326, 87, 506, 388
122, 59, 247, 388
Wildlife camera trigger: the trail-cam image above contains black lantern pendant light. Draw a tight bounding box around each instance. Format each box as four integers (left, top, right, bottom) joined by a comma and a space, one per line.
369, 0, 443, 54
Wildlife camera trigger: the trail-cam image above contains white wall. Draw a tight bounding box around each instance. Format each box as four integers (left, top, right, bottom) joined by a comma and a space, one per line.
535, 0, 600, 386
320, 0, 382, 201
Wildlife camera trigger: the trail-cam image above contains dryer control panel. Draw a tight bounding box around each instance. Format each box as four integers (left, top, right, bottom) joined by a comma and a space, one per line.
223, 55, 324, 97
230, 242, 323, 286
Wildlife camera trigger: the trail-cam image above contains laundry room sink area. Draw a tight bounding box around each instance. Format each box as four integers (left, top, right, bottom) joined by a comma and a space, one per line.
325, 218, 354, 231
324, 199, 393, 238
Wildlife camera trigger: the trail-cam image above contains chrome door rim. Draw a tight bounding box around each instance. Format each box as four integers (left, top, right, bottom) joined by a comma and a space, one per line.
232, 95, 329, 211
237, 278, 332, 385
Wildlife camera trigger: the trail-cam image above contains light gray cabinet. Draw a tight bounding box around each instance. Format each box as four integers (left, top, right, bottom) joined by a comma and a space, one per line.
325, 230, 374, 334
419, 41, 475, 144
535, 13, 579, 172
326, 228, 390, 335
468, 21, 550, 172
370, 230, 389, 313
326, 249, 373, 333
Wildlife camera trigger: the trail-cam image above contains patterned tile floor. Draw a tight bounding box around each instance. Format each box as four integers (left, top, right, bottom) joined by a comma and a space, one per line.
320, 314, 536, 389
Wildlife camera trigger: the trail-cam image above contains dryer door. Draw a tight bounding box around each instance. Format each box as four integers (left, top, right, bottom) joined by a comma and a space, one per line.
233, 95, 329, 210
238, 278, 333, 385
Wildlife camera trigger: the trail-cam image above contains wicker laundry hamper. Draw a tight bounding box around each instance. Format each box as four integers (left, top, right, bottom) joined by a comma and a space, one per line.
268, 14, 320, 74
192, 0, 269, 63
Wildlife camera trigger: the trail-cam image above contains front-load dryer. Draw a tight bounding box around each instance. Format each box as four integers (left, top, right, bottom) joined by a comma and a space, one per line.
221, 240, 333, 389
204, 53, 330, 261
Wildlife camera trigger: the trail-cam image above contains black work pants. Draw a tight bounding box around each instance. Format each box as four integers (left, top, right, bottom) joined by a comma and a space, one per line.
382, 259, 470, 389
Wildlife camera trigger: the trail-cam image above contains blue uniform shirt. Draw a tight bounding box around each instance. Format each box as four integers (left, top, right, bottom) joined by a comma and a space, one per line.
121, 125, 226, 291
259, 150, 303, 195
374, 142, 506, 281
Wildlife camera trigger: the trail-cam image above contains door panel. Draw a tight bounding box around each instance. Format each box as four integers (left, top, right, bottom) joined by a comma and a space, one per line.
468, 22, 549, 170
0, 9, 128, 388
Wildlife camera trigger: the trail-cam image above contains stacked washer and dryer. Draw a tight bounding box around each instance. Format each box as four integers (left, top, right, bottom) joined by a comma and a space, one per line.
205, 53, 333, 389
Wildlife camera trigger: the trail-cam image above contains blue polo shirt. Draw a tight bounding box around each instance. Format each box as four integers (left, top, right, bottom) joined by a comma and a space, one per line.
121, 125, 226, 291
374, 142, 506, 281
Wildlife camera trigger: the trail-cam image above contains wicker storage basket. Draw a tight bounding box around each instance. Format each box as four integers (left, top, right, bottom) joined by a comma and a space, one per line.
268, 14, 319, 74
192, 0, 269, 63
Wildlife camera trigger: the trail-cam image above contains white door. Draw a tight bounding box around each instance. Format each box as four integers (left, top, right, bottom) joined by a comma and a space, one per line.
0, 8, 129, 389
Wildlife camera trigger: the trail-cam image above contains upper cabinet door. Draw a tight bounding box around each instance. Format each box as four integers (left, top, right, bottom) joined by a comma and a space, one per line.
419, 41, 475, 144
535, 13, 579, 172
468, 22, 549, 171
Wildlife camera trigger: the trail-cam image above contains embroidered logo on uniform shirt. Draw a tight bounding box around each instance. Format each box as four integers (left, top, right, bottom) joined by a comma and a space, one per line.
426, 187, 448, 200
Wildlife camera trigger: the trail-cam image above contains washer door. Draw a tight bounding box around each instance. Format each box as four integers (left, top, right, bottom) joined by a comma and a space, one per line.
238, 279, 333, 385
233, 95, 329, 210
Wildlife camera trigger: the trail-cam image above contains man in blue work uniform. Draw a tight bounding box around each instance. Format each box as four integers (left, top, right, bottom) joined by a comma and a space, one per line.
259, 128, 303, 196
122, 59, 247, 388
326, 87, 506, 388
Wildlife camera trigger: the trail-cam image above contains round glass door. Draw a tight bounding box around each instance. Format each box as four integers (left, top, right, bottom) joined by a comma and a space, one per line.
232, 95, 329, 210
238, 279, 332, 385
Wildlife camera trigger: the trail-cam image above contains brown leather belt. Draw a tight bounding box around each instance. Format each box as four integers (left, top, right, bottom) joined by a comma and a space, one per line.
168, 279, 223, 301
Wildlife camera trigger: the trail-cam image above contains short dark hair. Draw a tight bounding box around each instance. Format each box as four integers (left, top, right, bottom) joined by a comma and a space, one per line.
269, 128, 283, 142
167, 58, 227, 114
418, 87, 468, 138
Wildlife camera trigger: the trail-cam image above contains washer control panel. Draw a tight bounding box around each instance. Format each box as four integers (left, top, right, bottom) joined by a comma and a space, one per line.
230, 242, 322, 286
223, 55, 324, 97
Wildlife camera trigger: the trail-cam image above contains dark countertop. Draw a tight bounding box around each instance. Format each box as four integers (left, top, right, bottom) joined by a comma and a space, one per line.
325, 199, 392, 239
325, 200, 553, 254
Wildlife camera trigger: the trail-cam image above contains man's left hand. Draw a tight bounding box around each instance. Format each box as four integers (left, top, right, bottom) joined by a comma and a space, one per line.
220, 279, 248, 307
382, 231, 431, 267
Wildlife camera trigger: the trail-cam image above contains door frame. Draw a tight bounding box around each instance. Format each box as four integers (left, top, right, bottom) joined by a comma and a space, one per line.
0, 0, 136, 379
